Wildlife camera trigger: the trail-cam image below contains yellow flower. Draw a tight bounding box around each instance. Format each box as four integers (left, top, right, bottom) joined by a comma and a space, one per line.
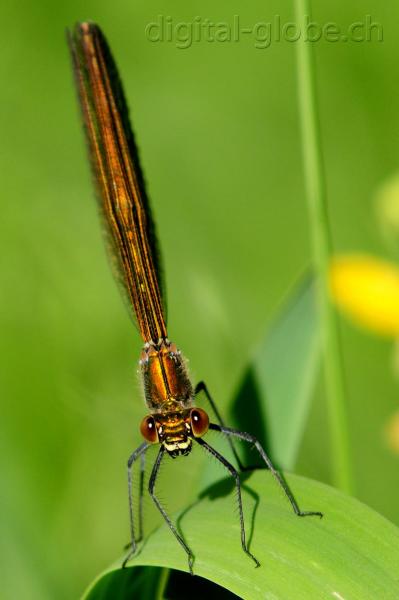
385, 409, 399, 455
375, 172, 399, 242
330, 254, 399, 336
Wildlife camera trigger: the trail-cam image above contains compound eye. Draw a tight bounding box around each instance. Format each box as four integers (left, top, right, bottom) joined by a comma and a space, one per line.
190, 408, 209, 438
140, 415, 159, 443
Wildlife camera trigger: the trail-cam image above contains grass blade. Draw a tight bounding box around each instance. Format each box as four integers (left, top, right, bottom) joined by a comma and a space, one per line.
294, 0, 353, 493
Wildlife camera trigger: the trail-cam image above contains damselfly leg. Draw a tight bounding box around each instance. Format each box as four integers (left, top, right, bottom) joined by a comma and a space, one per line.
123, 441, 149, 567
137, 450, 146, 542
209, 424, 323, 519
195, 437, 260, 567
148, 446, 194, 574
195, 381, 267, 472
194, 381, 247, 471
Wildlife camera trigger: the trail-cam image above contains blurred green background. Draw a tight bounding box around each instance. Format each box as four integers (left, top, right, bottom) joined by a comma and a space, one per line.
1, 1, 399, 598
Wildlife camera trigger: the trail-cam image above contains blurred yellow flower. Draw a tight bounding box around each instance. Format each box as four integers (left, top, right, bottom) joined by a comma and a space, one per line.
330, 255, 399, 336
385, 409, 399, 455
375, 172, 399, 244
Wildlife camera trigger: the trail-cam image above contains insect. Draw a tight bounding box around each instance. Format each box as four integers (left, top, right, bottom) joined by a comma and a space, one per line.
68, 21, 322, 575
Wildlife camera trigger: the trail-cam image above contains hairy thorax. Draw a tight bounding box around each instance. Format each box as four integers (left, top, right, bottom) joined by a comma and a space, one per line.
140, 339, 193, 412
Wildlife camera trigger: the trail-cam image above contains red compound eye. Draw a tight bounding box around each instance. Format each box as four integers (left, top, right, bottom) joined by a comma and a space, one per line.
140, 415, 159, 443
190, 408, 209, 438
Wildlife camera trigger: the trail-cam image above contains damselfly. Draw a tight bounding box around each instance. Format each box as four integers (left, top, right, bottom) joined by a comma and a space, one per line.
68, 22, 322, 574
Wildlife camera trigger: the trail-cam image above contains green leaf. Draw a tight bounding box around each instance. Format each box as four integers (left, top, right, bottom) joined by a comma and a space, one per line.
83, 471, 399, 599
86, 568, 242, 600
232, 276, 320, 469
84, 567, 168, 600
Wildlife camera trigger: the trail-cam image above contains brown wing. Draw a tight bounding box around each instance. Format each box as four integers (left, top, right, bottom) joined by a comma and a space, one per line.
68, 22, 167, 343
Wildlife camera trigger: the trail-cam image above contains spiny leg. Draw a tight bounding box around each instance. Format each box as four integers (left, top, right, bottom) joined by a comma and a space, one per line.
209, 424, 323, 518
137, 449, 146, 542
195, 381, 247, 471
149, 445, 194, 575
122, 441, 149, 568
195, 437, 260, 568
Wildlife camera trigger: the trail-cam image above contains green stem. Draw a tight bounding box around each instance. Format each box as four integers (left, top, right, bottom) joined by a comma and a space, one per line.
294, 0, 353, 493
155, 567, 170, 600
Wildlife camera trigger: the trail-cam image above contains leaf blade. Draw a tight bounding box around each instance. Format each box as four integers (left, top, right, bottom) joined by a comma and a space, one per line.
83, 472, 399, 600
232, 276, 320, 470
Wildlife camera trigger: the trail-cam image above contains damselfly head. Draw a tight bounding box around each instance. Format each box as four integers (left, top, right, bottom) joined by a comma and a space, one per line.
140, 409, 191, 455
139, 406, 210, 457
